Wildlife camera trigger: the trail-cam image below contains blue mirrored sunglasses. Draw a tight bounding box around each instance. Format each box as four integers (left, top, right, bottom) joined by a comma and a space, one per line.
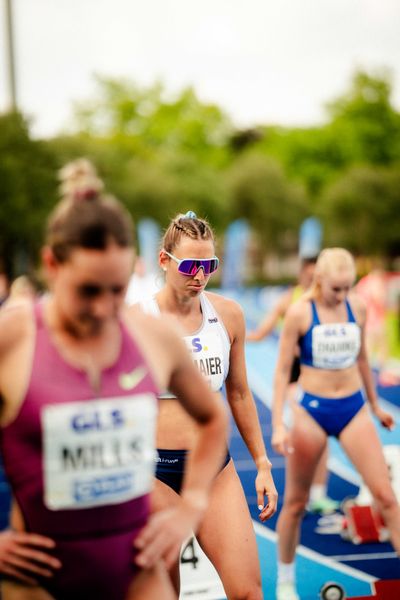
164, 251, 219, 276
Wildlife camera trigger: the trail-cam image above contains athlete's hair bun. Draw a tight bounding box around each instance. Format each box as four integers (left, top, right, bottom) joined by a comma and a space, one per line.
58, 158, 104, 203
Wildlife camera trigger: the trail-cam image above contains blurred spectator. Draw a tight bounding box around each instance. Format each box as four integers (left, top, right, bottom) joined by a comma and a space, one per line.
125, 256, 159, 305
2, 275, 39, 309
356, 268, 389, 367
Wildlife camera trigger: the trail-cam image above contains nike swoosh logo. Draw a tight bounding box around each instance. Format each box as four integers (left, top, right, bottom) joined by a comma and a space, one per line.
118, 366, 148, 390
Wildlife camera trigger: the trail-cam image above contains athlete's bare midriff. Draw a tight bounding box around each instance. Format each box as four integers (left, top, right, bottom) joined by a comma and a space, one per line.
299, 363, 363, 398
156, 397, 215, 449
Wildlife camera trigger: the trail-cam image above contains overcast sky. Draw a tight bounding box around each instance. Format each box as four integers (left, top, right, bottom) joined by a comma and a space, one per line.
1, 0, 400, 138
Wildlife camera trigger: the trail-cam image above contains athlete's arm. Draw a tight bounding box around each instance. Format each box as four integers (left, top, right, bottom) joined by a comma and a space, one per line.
0, 305, 32, 424
271, 302, 304, 455
132, 318, 228, 569
0, 308, 60, 581
354, 295, 395, 431
246, 289, 292, 341
221, 298, 277, 521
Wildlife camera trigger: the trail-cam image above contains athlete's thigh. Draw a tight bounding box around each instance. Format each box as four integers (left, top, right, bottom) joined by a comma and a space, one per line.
151, 477, 181, 513
126, 562, 176, 600
150, 479, 182, 590
1, 581, 55, 600
196, 460, 261, 589
339, 406, 391, 495
285, 404, 327, 500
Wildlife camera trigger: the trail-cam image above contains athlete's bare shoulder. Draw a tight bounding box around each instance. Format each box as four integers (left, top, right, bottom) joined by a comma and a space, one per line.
348, 290, 367, 323
0, 303, 34, 420
204, 290, 243, 319
286, 295, 309, 318
284, 296, 311, 334
0, 302, 32, 360
204, 290, 244, 339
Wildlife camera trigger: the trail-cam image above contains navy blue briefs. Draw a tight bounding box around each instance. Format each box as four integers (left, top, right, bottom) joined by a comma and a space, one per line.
155, 449, 231, 494
299, 389, 365, 437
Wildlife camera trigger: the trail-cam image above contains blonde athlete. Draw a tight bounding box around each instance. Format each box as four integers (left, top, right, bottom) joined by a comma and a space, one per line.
272, 248, 400, 600
248, 258, 338, 515
135, 212, 278, 600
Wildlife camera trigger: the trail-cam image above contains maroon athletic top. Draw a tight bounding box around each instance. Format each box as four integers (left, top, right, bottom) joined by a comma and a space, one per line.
0, 302, 159, 599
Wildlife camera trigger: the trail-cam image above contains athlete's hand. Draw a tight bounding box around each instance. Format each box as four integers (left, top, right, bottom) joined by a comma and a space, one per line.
133, 495, 206, 569
374, 406, 395, 431
272, 424, 293, 456
0, 530, 61, 585
255, 466, 278, 522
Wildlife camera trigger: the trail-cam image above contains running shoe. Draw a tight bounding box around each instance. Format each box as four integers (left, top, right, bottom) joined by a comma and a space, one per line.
276, 581, 300, 600
307, 496, 340, 515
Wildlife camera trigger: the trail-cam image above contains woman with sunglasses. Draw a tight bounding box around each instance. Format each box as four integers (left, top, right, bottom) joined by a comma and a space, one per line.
0, 163, 228, 600
272, 248, 400, 600
133, 211, 278, 599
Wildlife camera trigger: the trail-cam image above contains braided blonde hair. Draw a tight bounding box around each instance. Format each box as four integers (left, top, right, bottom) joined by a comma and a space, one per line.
162, 212, 215, 253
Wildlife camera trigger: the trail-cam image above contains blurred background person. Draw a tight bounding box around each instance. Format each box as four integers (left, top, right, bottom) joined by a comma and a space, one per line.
2, 275, 39, 309
125, 256, 159, 305
356, 267, 389, 368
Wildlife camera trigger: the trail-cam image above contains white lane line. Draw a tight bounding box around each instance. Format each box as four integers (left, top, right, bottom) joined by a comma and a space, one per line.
329, 552, 398, 562
253, 522, 376, 583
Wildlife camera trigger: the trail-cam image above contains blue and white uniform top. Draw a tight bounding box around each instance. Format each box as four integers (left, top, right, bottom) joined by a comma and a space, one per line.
299, 300, 361, 370
142, 293, 231, 396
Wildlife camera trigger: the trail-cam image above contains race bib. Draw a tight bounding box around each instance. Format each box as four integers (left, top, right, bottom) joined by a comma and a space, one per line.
41, 394, 157, 510
312, 322, 361, 369
184, 332, 225, 392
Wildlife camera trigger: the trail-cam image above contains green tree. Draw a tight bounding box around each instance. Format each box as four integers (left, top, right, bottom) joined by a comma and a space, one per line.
225, 153, 309, 254
321, 165, 400, 260
252, 70, 400, 198
326, 70, 400, 165
48, 76, 235, 234
73, 77, 233, 169
0, 112, 57, 277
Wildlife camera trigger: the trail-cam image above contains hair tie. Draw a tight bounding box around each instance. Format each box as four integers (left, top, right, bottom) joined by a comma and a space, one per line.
184, 210, 197, 219
72, 188, 99, 202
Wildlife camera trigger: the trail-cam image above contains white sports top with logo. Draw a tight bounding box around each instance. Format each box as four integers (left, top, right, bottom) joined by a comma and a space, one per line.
142, 293, 231, 397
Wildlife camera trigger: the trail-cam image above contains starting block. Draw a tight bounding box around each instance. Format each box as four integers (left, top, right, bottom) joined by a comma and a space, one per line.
373, 579, 400, 599
354, 445, 400, 507
341, 502, 389, 544
340, 444, 399, 545
346, 579, 400, 599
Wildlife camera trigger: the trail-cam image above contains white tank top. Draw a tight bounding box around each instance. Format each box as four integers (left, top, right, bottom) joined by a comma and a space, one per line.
142, 293, 231, 396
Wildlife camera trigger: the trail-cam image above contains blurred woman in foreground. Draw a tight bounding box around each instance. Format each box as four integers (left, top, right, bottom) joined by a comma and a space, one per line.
0, 161, 227, 599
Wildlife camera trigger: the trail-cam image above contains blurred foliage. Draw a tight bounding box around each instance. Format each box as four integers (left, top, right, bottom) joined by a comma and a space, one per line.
72, 77, 233, 168
326, 71, 400, 165
224, 153, 308, 253
254, 70, 400, 197
321, 165, 400, 258
0, 112, 58, 277
1, 69, 400, 277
